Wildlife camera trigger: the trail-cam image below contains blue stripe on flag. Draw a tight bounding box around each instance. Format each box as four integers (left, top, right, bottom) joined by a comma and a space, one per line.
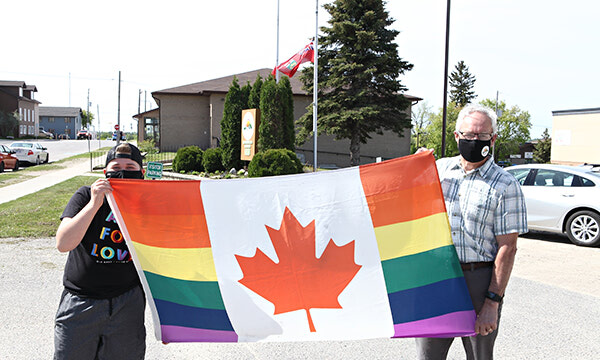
154, 298, 235, 332
388, 276, 474, 324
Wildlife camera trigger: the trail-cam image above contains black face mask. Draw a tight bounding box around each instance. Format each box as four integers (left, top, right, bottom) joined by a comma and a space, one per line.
105, 170, 144, 179
458, 139, 491, 163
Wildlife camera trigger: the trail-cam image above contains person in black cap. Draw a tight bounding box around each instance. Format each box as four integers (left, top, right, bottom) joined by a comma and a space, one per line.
54, 143, 146, 359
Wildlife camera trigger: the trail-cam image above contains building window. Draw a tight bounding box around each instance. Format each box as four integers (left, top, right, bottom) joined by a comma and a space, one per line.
49, 117, 55, 123
65, 117, 71, 123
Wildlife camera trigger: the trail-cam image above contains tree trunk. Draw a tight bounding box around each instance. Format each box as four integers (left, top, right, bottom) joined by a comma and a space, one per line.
350, 131, 361, 166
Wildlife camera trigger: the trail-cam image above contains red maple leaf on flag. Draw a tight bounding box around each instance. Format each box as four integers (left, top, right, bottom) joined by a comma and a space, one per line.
235, 207, 362, 332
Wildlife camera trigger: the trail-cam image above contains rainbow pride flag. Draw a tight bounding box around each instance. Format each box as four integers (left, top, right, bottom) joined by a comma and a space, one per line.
107, 152, 475, 343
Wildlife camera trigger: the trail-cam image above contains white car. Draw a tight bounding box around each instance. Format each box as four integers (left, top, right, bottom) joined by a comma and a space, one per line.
9, 142, 50, 165
506, 164, 600, 247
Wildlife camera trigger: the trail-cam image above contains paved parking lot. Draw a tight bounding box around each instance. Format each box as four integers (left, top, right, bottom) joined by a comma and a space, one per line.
0, 232, 598, 359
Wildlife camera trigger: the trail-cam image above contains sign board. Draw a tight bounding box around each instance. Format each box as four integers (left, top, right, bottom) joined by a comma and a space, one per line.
509, 154, 522, 159
114, 124, 120, 130
240, 109, 260, 161
524, 152, 533, 159
146, 161, 163, 179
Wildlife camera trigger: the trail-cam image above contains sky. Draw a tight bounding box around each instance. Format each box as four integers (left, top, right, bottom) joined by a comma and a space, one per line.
3, 0, 599, 138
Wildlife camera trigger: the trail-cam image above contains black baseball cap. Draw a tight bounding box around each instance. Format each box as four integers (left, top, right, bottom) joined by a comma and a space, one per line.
105, 143, 144, 168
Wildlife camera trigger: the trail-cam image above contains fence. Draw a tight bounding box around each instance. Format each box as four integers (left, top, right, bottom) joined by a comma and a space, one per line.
88, 148, 178, 170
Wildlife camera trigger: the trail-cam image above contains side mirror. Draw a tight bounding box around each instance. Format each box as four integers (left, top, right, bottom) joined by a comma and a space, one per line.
42, 147, 47, 150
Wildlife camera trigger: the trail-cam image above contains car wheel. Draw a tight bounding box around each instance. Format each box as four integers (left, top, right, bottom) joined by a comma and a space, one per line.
566, 210, 600, 247
45, 154, 49, 164
13, 161, 19, 171
35, 156, 41, 165
0, 161, 4, 173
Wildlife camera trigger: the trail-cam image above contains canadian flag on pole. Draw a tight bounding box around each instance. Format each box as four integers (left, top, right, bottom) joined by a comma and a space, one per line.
272, 41, 315, 78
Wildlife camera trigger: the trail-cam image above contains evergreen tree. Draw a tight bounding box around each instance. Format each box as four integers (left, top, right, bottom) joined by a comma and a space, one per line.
258, 76, 284, 151
248, 74, 263, 109
449, 60, 476, 107
220, 77, 246, 170
298, 0, 413, 166
533, 128, 552, 163
278, 76, 295, 151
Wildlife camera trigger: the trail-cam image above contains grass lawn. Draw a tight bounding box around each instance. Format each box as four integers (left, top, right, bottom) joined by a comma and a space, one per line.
0, 175, 98, 238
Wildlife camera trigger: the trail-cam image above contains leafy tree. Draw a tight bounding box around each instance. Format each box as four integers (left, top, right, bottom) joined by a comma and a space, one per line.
0, 110, 19, 138
279, 76, 295, 151
221, 77, 246, 170
81, 110, 94, 128
248, 74, 263, 109
479, 99, 531, 162
421, 102, 460, 158
248, 148, 303, 177
449, 60, 476, 107
297, 0, 413, 166
258, 76, 284, 151
411, 102, 432, 153
533, 128, 552, 163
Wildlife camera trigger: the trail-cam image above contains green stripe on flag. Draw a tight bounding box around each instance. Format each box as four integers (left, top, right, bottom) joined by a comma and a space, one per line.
381, 245, 463, 293
144, 271, 226, 310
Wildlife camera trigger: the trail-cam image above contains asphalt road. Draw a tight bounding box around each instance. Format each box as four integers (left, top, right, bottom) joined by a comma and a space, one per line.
0, 139, 115, 163
0, 232, 598, 359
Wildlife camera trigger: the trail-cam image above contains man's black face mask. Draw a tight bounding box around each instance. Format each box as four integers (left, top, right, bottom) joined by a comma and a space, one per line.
105, 170, 144, 179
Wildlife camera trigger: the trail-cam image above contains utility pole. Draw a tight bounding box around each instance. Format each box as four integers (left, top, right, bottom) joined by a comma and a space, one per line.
97, 104, 101, 147
441, 0, 451, 158
144, 90, 147, 112
87, 89, 91, 171
117, 71, 121, 145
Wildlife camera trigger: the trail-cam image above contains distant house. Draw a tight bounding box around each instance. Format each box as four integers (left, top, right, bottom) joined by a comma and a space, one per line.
39, 107, 83, 139
551, 107, 600, 165
0, 80, 41, 138
143, 68, 420, 167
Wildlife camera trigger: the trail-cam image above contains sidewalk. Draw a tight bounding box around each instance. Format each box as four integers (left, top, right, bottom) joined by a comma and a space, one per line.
0, 158, 101, 205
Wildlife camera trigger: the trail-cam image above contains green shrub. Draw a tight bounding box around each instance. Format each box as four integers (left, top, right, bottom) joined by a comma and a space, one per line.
173, 146, 203, 173
138, 139, 158, 154
248, 149, 303, 177
202, 148, 225, 173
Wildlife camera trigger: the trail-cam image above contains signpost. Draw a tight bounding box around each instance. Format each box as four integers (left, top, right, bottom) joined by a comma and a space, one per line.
146, 162, 163, 179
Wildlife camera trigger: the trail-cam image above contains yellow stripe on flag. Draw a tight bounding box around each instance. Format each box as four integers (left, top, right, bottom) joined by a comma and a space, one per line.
131, 241, 218, 282
375, 212, 453, 261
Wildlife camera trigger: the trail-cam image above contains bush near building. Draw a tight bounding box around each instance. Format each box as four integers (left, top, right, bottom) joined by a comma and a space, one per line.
173, 146, 203, 173
248, 149, 303, 177
202, 148, 225, 173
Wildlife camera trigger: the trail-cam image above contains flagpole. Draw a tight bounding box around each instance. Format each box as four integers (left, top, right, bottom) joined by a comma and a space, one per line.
276, 0, 280, 82
312, 0, 318, 171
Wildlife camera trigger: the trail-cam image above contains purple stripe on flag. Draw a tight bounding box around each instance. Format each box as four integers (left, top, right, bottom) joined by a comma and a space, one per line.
392, 311, 476, 338
161, 325, 238, 343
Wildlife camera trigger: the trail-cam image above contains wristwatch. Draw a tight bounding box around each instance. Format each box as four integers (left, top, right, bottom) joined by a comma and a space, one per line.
485, 291, 503, 303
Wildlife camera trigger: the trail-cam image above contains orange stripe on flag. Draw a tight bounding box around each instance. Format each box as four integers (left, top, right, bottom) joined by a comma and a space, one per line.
365, 182, 446, 227
109, 180, 211, 248
359, 153, 446, 226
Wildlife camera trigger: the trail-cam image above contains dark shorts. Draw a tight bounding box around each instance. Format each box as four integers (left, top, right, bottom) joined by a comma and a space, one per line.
54, 286, 146, 360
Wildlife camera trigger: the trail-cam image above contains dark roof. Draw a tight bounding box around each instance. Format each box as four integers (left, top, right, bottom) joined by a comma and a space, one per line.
154, 68, 308, 96
0, 80, 26, 87
132, 108, 159, 118
552, 107, 600, 116
153, 68, 423, 101
39, 106, 82, 117
24, 85, 38, 92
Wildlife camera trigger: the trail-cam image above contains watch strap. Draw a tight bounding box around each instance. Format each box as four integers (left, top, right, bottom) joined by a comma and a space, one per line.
485, 291, 503, 303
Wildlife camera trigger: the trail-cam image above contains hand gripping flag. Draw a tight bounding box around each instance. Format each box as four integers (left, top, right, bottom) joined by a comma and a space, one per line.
272, 41, 314, 78
107, 152, 476, 343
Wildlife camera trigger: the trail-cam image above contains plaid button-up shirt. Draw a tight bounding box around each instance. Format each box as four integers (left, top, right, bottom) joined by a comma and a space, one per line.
436, 156, 528, 263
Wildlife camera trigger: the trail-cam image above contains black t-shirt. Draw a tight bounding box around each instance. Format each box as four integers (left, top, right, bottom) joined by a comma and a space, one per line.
60, 186, 140, 298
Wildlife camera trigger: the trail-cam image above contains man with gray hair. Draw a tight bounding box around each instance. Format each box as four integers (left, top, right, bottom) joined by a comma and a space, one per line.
416, 104, 527, 359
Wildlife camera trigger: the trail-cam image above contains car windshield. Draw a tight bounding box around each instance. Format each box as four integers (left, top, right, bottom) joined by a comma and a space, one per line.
11, 143, 33, 148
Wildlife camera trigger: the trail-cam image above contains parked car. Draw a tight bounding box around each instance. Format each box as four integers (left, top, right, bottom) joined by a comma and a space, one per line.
77, 129, 92, 140
57, 134, 69, 140
0, 144, 19, 172
38, 127, 54, 139
506, 164, 600, 247
9, 142, 49, 165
